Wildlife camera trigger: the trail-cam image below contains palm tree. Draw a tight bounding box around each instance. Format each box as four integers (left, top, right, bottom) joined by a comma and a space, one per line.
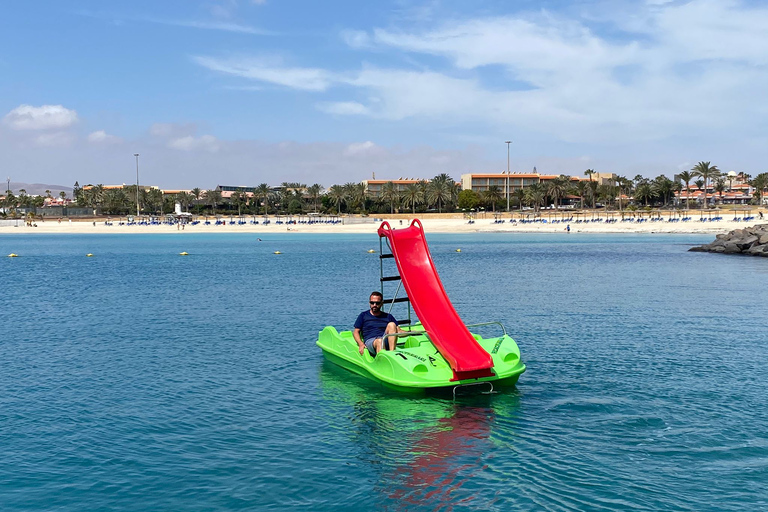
574, 181, 589, 209
380, 182, 399, 214
191, 187, 203, 214
306, 184, 322, 213
427, 175, 454, 213
59, 191, 67, 202
401, 183, 422, 214
255, 183, 271, 216
482, 185, 503, 212
344, 182, 367, 213
653, 175, 675, 206
678, 171, 694, 209
148, 188, 164, 216
524, 183, 546, 212
547, 175, 571, 209
327, 184, 346, 214
691, 161, 720, 209
750, 173, 768, 206
635, 182, 653, 206
615, 176, 632, 212
513, 189, 525, 210
714, 177, 726, 204
204, 188, 222, 215
229, 190, 248, 216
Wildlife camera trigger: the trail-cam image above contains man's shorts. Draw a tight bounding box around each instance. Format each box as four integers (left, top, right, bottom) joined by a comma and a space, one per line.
364, 336, 393, 356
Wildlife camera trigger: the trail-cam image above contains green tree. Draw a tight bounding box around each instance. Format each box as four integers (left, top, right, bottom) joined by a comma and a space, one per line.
147, 188, 164, 216
547, 175, 572, 209
204, 188, 222, 215
229, 189, 249, 216
634, 182, 653, 206
714, 177, 726, 204
691, 161, 720, 208
344, 182, 367, 213
380, 182, 400, 214
574, 181, 588, 209
457, 189, 479, 210
401, 183, 422, 214
191, 187, 203, 214
652, 175, 675, 206
750, 173, 768, 206
482, 185, 503, 212
306, 184, 322, 213
427, 174, 454, 213
255, 183, 271, 216
524, 183, 546, 212
327, 184, 346, 214
677, 171, 694, 209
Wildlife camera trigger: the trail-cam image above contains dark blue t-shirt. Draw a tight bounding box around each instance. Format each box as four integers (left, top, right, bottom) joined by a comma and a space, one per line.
354, 310, 397, 341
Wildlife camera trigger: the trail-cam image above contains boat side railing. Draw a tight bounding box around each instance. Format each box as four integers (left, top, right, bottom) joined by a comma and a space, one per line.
464, 321, 507, 337
383, 329, 430, 346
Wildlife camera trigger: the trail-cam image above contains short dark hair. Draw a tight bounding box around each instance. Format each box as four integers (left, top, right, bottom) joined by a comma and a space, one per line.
370, 291, 383, 299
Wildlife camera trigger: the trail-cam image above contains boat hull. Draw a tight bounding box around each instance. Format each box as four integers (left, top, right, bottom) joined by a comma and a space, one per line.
316, 326, 525, 393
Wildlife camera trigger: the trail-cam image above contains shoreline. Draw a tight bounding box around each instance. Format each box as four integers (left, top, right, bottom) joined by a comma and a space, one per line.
1, 212, 764, 235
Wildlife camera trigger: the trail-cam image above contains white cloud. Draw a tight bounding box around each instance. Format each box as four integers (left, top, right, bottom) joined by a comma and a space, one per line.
317, 101, 370, 115
3, 104, 78, 131
150, 123, 198, 138
164, 19, 268, 34
87, 130, 121, 143
344, 141, 379, 156
193, 55, 334, 91
34, 132, 76, 147
168, 135, 221, 152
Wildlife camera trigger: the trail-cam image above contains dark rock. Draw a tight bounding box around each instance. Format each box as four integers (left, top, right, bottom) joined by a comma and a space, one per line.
691, 224, 768, 258
736, 235, 759, 250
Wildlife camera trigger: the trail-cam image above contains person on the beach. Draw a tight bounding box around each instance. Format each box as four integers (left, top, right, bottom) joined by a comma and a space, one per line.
353, 291, 404, 357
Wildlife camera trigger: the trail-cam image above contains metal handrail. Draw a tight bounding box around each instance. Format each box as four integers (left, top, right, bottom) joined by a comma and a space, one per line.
464, 321, 507, 337
382, 329, 428, 340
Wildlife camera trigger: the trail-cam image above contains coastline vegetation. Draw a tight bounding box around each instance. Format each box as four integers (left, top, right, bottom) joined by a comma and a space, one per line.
3, 165, 768, 219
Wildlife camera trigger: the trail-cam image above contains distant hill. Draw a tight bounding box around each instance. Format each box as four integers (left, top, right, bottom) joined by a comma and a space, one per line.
6, 182, 72, 197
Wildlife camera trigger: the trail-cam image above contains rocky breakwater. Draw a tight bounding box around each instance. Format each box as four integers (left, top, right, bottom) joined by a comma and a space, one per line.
689, 224, 768, 256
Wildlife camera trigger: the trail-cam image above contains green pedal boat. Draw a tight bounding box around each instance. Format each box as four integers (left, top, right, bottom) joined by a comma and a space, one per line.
316, 323, 525, 393
317, 219, 525, 394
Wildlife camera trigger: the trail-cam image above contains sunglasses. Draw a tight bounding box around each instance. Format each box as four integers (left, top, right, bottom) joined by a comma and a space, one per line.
369, 301, 382, 305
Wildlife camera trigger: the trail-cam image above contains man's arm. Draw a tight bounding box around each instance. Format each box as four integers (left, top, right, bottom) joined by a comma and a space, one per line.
353, 327, 365, 355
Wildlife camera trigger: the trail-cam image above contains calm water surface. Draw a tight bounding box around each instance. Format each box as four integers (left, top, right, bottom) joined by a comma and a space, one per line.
1, 232, 767, 511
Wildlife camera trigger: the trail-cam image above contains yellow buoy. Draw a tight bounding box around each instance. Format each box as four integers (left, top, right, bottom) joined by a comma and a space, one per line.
86, 253, 94, 257
455, 249, 461, 252
179, 252, 189, 256
8, 253, 18, 257
274, 251, 281, 254
367, 249, 376, 253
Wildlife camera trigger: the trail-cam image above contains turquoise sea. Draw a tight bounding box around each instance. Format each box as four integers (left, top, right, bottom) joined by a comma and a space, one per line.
2, 232, 767, 511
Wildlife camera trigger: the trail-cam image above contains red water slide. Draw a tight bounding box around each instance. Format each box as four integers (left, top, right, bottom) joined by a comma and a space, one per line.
378, 219, 494, 381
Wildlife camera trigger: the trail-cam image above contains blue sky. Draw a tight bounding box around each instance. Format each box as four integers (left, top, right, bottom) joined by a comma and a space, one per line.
1, 0, 766, 189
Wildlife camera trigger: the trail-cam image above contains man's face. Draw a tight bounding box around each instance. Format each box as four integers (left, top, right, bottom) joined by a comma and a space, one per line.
369, 296, 382, 313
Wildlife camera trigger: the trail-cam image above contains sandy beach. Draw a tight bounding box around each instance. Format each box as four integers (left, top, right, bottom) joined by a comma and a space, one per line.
2, 211, 765, 235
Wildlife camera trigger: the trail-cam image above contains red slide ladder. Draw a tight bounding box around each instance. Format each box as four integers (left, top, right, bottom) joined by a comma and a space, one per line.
378, 219, 494, 381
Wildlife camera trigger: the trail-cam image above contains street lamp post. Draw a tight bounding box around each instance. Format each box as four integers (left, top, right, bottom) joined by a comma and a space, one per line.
134, 154, 140, 217
505, 140, 512, 211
